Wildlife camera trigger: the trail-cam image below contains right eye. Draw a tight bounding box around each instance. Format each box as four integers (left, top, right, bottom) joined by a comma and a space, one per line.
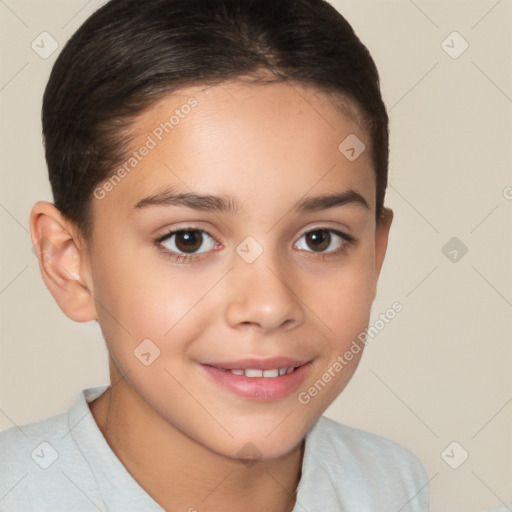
155, 228, 219, 262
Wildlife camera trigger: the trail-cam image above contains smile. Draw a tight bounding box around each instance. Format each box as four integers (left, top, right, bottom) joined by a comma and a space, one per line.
226, 366, 298, 377
201, 360, 312, 401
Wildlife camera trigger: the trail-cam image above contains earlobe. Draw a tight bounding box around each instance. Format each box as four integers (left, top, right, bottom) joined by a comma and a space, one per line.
30, 201, 97, 322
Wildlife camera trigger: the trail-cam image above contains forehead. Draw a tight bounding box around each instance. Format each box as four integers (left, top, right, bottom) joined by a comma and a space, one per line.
96, 80, 375, 217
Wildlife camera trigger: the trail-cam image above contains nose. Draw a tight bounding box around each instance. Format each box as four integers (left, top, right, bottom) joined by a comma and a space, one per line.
223, 252, 305, 333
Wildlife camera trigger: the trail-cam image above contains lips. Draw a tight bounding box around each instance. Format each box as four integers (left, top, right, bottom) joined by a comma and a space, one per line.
200, 357, 313, 401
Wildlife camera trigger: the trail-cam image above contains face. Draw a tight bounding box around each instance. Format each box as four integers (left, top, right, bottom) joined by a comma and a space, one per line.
84, 80, 391, 460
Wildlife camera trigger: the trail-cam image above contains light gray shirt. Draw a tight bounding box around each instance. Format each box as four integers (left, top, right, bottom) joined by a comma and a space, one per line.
0, 385, 430, 511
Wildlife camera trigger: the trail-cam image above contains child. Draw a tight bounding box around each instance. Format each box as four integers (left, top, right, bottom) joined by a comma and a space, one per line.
0, 0, 430, 510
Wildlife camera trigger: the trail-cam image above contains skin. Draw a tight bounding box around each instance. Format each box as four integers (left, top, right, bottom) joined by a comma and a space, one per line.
30, 80, 392, 512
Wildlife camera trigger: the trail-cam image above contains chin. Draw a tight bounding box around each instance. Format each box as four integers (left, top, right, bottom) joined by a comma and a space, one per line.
215, 436, 304, 464
205, 418, 310, 463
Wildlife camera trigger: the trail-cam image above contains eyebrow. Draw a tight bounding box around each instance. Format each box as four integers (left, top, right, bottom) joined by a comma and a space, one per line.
134, 187, 369, 213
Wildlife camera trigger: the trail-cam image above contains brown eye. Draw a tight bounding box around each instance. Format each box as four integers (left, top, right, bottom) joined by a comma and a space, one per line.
294, 228, 351, 254
158, 229, 217, 255
174, 231, 203, 253
304, 230, 331, 252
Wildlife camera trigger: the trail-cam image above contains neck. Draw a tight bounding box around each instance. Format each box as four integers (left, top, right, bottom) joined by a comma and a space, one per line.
89, 362, 304, 512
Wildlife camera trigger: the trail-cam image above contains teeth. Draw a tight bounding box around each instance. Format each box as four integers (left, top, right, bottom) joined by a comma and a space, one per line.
229, 366, 296, 377
245, 369, 263, 378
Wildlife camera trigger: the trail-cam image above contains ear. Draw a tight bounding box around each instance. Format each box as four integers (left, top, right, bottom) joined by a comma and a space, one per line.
29, 201, 97, 322
374, 206, 393, 284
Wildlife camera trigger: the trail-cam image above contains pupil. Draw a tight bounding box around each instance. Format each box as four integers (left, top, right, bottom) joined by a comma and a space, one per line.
176, 231, 202, 252
307, 230, 330, 252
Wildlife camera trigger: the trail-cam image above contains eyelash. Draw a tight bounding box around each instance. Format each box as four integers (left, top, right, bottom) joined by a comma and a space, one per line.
154, 226, 356, 264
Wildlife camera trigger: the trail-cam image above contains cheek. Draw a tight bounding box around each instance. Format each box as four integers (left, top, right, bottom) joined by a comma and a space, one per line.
295, 265, 373, 413
89, 238, 163, 344
306, 254, 376, 338
90, 241, 217, 356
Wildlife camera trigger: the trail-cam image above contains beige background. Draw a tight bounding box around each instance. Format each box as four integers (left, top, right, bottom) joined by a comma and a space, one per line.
1, 1, 511, 510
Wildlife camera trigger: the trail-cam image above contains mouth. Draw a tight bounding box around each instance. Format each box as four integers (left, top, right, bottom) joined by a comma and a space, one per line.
200, 358, 313, 401
208, 364, 303, 378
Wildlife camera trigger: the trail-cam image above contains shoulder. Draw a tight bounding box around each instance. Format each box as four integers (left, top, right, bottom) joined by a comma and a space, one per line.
312, 415, 426, 470
299, 416, 430, 511
0, 410, 71, 470
0, 393, 101, 511
0, 386, 161, 512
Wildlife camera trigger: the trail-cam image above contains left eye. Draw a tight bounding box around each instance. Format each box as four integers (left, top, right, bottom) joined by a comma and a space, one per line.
158, 229, 217, 255
294, 228, 350, 253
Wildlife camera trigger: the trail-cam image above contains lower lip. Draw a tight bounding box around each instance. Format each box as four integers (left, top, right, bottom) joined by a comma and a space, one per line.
201, 363, 312, 401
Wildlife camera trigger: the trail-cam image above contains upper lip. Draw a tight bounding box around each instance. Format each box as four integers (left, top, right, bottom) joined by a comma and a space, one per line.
203, 357, 311, 371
